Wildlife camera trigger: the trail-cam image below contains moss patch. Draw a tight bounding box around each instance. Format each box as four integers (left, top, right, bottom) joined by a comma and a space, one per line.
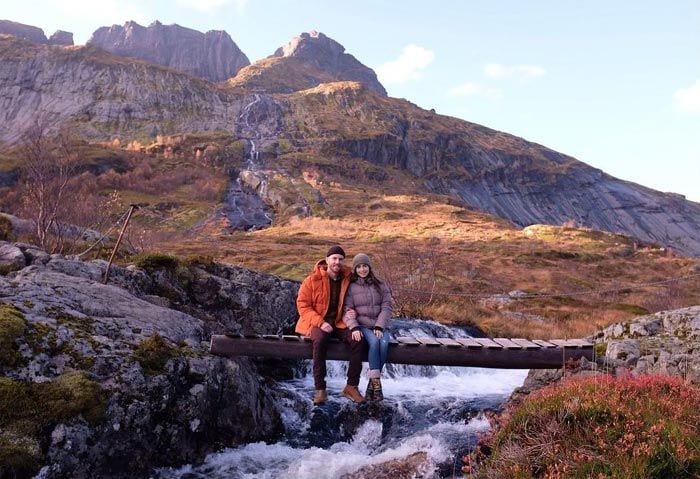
0, 372, 108, 478
0, 303, 27, 368
133, 333, 179, 375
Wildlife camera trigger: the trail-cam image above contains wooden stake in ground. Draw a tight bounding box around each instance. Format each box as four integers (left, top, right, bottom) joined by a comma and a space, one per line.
103, 204, 137, 284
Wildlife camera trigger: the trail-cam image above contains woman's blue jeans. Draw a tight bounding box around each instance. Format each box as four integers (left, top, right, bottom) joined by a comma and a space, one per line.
360, 327, 390, 372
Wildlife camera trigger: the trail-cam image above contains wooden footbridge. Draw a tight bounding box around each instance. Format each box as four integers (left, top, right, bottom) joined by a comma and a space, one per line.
210, 334, 594, 369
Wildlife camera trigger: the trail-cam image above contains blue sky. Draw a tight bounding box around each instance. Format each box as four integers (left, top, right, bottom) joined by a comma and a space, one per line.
5, 0, 700, 201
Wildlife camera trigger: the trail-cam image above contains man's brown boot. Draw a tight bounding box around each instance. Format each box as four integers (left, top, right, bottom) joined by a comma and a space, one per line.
342, 385, 365, 403
313, 389, 327, 405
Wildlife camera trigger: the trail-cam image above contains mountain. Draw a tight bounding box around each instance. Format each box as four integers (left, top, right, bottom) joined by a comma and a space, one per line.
0, 19, 73, 45
0, 24, 699, 257
88, 20, 249, 82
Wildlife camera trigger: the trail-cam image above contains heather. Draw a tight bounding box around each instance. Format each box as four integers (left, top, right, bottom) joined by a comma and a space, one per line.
467, 374, 700, 478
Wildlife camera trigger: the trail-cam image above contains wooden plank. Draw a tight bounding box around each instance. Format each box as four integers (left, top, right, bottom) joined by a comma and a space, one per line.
396, 336, 421, 345
262, 334, 281, 340
209, 335, 594, 368
435, 338, 462, 347
493, 338, 523, 349
549, 339, 579, 348
415, 337, 441, 346
472, 338, 503, 349
567, 339, 594, 347
510, 338, 541, 350
282, 335, 302, 341
455, 338, 483, 348
533, 339, 557, 348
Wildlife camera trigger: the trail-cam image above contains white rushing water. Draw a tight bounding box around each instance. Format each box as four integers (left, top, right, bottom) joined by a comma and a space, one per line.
157, 320, 528, 479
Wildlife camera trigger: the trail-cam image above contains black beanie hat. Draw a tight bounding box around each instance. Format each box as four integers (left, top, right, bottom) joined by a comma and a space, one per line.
326, 245, 346, 258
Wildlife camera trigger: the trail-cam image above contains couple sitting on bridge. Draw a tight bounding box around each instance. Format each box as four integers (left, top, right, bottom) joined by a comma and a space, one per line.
295, 245, 393, 405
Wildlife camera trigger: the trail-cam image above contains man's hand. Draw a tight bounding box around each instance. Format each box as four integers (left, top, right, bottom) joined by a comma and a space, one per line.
351, 330, 362, 342
320, 322, 333, 333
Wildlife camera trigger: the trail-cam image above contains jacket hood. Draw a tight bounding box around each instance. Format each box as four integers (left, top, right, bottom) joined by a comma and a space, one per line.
311, 259, 351, 279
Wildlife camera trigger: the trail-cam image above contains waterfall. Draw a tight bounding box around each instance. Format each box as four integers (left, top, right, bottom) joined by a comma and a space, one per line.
223, 138, 273, 231
156, 319, 528, 478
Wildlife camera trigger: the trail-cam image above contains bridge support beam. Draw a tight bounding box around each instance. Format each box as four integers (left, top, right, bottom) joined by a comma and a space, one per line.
210, 335, 594, 369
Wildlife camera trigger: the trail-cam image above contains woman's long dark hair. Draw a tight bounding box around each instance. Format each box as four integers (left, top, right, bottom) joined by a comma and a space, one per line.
350, 266, 383, 288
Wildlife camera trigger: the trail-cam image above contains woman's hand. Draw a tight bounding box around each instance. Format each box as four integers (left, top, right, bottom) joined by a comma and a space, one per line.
374, 329, 383, 339
351, 330, 362, 341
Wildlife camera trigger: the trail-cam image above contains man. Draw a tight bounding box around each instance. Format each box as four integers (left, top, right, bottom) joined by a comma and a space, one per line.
295, 245, 365, 405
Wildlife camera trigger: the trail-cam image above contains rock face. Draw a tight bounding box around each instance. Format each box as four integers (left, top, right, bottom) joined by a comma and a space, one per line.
0, 241, 300, 478
88, 20, 250, 82
0, 19, 48, 43
270, 31, 387, 95
0, 20, 73, 45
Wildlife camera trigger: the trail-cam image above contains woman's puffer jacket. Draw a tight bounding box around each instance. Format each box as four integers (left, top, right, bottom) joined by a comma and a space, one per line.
342, 278, 393, 330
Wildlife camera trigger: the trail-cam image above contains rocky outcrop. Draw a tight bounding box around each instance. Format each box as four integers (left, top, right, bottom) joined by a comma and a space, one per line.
512, 306, 700, 404
274, 31, 386, 95
88, 21, 249, 82
0, 35, 247, 144
0, 19, 48, 43
0, 241, 300, 478
231, 31, 386, 95
0, 20, 73, 45
48, 30, 73, 46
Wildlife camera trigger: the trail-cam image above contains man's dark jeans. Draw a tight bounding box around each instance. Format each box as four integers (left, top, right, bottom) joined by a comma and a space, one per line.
309, 326, 363, 390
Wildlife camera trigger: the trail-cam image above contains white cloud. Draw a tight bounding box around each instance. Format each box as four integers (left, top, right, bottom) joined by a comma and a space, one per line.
176, 0, 249, 13
447, 82, 502, 100
484, 63, 546, 80
375, 44, 435, 85
674, 80, 700, 114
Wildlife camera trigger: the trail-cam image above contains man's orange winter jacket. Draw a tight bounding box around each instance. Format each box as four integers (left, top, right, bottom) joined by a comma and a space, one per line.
295, 259, 352, 336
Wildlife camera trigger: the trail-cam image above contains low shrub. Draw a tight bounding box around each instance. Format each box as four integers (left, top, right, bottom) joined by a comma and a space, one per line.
0, 215, 14, 241
133, 252, 180, 270
469, 374, 700, 478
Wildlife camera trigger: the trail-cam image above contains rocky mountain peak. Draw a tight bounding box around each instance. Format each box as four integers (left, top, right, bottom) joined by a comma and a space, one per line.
0, 19, 73, 45
87, 20, 250, 82
270, 30, 387, 95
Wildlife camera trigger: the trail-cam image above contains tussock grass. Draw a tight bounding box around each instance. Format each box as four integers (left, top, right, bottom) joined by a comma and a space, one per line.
467, 375, 700, 478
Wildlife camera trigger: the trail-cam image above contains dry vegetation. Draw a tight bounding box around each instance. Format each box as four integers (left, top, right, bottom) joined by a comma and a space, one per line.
465, 375, 700, 478
1, 134, 699, 339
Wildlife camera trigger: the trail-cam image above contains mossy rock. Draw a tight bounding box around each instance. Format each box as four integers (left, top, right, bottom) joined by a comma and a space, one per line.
0, 372, 107, 478
133, 333, 179, 375
0, 303, 27, 368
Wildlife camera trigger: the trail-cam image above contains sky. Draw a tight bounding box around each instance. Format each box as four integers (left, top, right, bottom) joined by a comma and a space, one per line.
4, 0, 700, 202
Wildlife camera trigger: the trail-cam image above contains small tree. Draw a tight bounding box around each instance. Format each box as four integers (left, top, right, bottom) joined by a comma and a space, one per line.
18, 122, 78, 252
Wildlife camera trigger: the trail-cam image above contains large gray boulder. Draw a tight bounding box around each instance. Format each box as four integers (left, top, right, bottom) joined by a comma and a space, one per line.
0, 246, 299, 478
88, 20, 250, 82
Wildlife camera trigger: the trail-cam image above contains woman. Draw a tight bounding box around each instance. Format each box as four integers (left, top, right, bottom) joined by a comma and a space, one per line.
342, 253, 393, 400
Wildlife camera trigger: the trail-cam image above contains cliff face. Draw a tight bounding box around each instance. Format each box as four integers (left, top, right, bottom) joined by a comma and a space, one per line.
88, 20, 250, 82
